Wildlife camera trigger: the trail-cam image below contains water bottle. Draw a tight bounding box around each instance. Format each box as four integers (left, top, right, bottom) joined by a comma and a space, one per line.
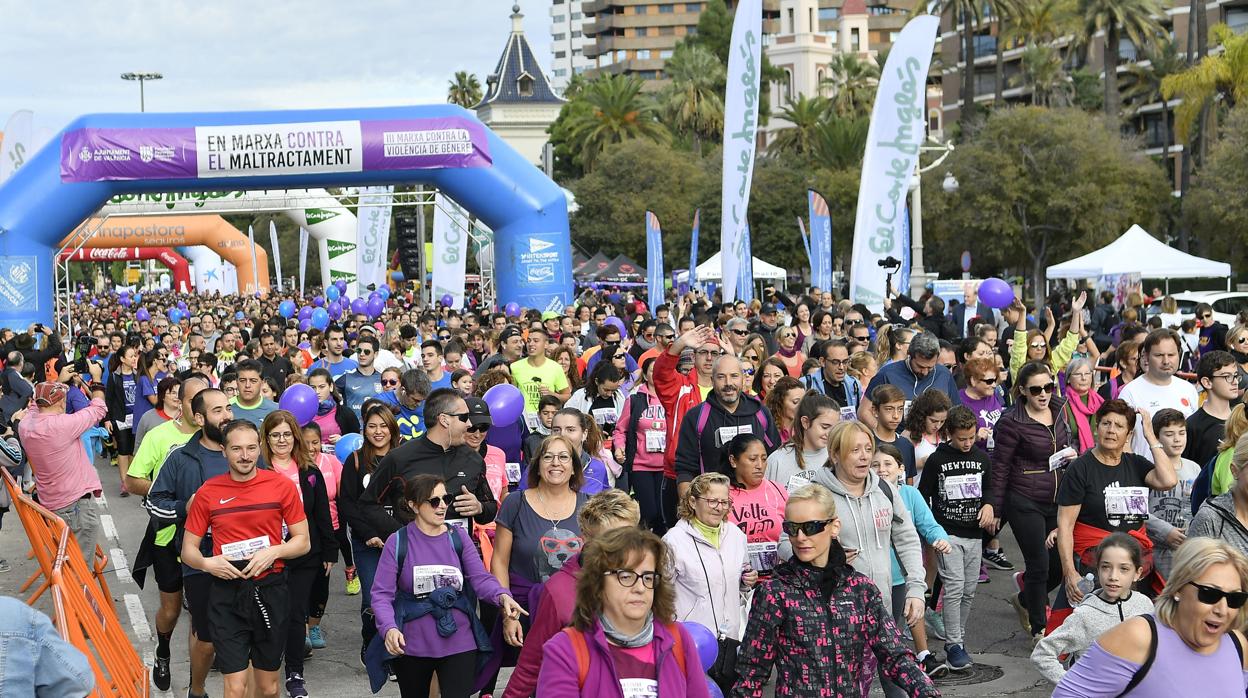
1077, 572, 1096, 597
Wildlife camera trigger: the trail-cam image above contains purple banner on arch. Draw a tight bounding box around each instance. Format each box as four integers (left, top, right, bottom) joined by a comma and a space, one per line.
60, 127, 197, 182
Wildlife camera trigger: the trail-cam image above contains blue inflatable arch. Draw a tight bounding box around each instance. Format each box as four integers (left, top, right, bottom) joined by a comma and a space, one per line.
0, 104, 572, 329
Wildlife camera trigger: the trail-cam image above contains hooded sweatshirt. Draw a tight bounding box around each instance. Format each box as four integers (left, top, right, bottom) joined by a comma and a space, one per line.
764, 443, 829, 495
1031, 590, 1154, 683
1190, 493, 1248, 553
811, 467, 927, 608
673, 391, 780, 485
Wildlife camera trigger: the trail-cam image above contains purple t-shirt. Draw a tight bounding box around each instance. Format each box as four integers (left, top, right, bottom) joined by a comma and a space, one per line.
959, 389, 1004, 452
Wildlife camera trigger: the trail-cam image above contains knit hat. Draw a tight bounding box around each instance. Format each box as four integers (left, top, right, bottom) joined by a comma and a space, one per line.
33, 381, 68, 407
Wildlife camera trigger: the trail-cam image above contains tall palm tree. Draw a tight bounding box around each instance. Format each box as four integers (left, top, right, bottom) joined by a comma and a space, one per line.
565, 74, 670, 172
813, 116, 869, 169
1076, 0, 1164, 125
1011, 45, 1074, 106
822, 53, 880, 118
1005, 0, 1076, 45
1122, 38, 1184, 151
447, 71, 483, 108
660, 44, 726, 156
989, 0, 1023, 106
769, 95, 830, 158
1162, 24, 1248, 141
920, 0, 984, 131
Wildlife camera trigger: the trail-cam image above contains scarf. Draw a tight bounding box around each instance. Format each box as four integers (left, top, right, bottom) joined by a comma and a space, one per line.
599, 611, 654, 648
797, 540, 850, 601
776, 345, 800, 359
317, 399, 336, 417
1065, 389, 1103, 452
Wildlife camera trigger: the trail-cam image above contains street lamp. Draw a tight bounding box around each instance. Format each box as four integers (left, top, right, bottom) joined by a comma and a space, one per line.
906, 136, 956, 297
120, 72, 162, 112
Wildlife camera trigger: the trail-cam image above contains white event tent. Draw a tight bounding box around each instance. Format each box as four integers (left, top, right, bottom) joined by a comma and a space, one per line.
1046, 224, 1231, 290
675, 251, 787, 283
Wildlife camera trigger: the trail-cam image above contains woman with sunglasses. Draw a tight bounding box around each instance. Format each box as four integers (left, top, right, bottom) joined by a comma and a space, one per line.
958, 357, 1004, 453
261, 410, 339, 694
734, 483, 938, 698
371, 474, 524, 698
1008, 293, 1087, 383
774, 327, 806, 379
987, 361, 1076, 644
1054, 537, 1248, 697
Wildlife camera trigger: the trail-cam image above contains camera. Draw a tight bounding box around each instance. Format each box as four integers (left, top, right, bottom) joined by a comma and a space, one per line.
877, 257, 902, 271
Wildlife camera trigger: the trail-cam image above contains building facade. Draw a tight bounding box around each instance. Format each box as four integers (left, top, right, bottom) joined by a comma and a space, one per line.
549, 0, 594, 92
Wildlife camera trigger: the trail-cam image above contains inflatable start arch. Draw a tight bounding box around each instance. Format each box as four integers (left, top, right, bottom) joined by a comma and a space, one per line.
58, 246, 193, 293
0, 104, 571, 329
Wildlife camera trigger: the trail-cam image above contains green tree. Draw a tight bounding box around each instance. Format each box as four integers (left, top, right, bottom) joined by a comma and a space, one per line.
822, 54, 880, 118
921, 107, 1170, 302
1122, 38, 1183, 173
565, 74, 670, 173
1162, 24, 1248, 142
768, 95, 830, 158
812, 117, 869, 170
1076, 0, 1164, 125
1185, 104, 1248, 265
1011, 45, 1074, 106
681, 0, 783, 120
446, 71, 483, 108
547, 98, 594, 182
921, 0, 984, 132
661, 44, 726, 156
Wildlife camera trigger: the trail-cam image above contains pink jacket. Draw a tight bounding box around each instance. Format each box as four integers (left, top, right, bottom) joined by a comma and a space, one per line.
502, 556, 581, 698
19, 398, 107, 511
662, 519, 749, 640
538, 620, 710, 698
314, 452, 344, 530
611, 384, 668, 473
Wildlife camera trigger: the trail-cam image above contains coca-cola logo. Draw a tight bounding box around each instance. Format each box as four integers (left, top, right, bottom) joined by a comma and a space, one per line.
83, 248, 133, 260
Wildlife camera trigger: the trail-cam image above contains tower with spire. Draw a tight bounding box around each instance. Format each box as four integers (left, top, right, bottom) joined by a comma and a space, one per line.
474, 4, 566, 169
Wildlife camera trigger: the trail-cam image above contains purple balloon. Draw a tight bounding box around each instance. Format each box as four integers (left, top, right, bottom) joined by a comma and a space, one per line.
681, 621, 718, 672
978, 277, 1014, 309
440, 294, 454, 307
504, 302, 520, 317
312, 295, 325, 307
351, 298, 368, 316
335, 280, 348, 293
177, 301, 188, 311
298, 318, 313, 332
482, 384, 524, 427
604, 316, 627, 334
327, 301, 342, 318
135, 308, 151, 322
298, 306, 313, 321
366, 296, 385, 318
279, 383, 319, 426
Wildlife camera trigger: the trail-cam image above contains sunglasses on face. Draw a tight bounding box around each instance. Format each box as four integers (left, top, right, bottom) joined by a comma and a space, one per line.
467, 424, 490, 433
1189, 582, 1248, 609
382, 379, 399, 387
658, 334, 675, 341
979, 376, 998, 385
444, 412, 471, 423
1030, 343, 1047, 350
782, 518, 836, 537
1026, 382, 1057, 396
425, 495, 455, 509
729, 329, 748, 336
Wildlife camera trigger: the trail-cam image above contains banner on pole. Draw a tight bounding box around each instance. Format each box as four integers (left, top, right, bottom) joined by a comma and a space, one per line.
645, 211, 664, 307
355, 185, 393, 292
0, 110, 33, 183
738, 224, 755, 303
898, 205, 912, 295
689, 209, 700, 289
246, 224, 259, 296
298, 227, 308, 296
808, 190, 833, 292
719, 0, 763, 304
269, 221, 283, 292
849, 14, 939, 311
798, 216, 813, 279
431, 192, 469, 308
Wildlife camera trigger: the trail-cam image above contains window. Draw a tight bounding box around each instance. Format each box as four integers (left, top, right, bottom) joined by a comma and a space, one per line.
571, 11, 582, 19
1214, 297, 1248, 315
660, 49, 674, 58
572, 30, 582, 37
784, 68, 793, 101
973, 33, 996, 56
818, 7, 838, 20
660, 25, 676, 35
554, 33, 566, 41
659, 4, 675, 13
686, 3, 701, 12
555, 50, 567, 59
518, 76, 534, 97
974, 70, 996, 95
787, 8, 795, 33
573, 48, 582, 55
634, 4, 647, 13
1141, 113, 1166, 149
1118, 37, 1138, 61
890, 31, 900, 42
850, 27, 860, 50
553, 14, 566, 23
574, 65, 587, 74
638, 49, 652, 59
928, 108, 942, 134
868, 5, 896, 15
554, 68, 568, 76
1228, 8, 1248, 34
635, 26, 649, 36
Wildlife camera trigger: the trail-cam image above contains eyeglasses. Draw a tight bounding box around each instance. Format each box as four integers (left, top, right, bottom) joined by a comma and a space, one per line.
444, 412, 471, 423
382, 379, 399, 387
1212, 373, 1240, 385
1029, 343, 1047, 350
605, 569, 661, 589
1236, 337, 1248, 345
1026, 382, 1057, 396
695, 349, 726, 358
425, 495, 455, 509
438, 334, 451, 341
978, 376, 998, 385
1200, 313, 1213, 320
782, 518, 837, 537
658, 334, 675, 341
696, 496, 732, 509
825, 358, 848, 367
541, 452, 574, 464
267, 432, 294, 441
1188, 582, 1248, 609
729, 329, 748, 336
852, 334, 870, 342
467, 424, 490, 433
743, 368, 755, 376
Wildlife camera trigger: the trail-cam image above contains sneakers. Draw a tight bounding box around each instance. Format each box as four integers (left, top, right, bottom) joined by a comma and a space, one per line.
1013, 570, 1026, 595
925, 608, 947, 642
921, 653, 948, 679
983, 547, 1015, 571
153, 654, 172, 691
1032, 632, 1045, 647
285, 671, 308, 698
345, 567, 361, 596
946, 643, 972, 671
309, 625, 326, 649
1009, 592, 1032, 635
978, 564, 990, 583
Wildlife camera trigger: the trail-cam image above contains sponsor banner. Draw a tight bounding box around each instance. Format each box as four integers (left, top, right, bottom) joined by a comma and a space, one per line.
808, 189, 833, 292
645, 211, 664, 307
356, 186, 394, 292
515, 233, 568, 294
327, 238, 356, 260
298, 227, 309, 295
431, 193, 469, 308
59, 117, 492, 182
270, 221, 283, 292
1, 110, 34, 183
688, 208, 700, 289
719, 0, 763, 304
849, 14, 938, 311
898, 205, 911, 294
0, 256, 38, 312
798, 216, 813, 278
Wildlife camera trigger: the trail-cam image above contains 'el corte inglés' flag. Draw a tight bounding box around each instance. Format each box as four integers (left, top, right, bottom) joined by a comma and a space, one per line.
798, 216, 813, 279
808, 190, 833, 292
738, 224, 754, 303
247, 224, 259, 296
269, 221, 283, 292
849, 14, 939, 311
431, 193, 469, 309
899, 205, 912, 294
355, 185, 393, 292
645, 211, 664, 307
298, 227, 309, 295
0, 110, 33, 183
719, 0, 763, 304
689, 209, 700, 289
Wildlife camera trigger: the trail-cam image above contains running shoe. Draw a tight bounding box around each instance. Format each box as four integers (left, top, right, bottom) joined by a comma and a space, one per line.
309, 626, 326, 649
153, 654, 171, 691
978, 564, 990, 583
983, 547, 1015, 570
922, 653, 948, 679
285, 671, 308, 698
945, 643, 972, 671
345, 567, 361, 596
1009, 592, 1032, 635
1014, 570, 1026, 595
118, 488, 130, 498
925, 608, 947, 642
1032, 632, 1045, 647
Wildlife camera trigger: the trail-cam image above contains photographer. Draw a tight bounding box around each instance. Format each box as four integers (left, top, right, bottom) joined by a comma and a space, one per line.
0, 324, 63, 375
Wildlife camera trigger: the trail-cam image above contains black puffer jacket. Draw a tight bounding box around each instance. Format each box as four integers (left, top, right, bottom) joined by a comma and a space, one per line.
988, 398, 1074, 512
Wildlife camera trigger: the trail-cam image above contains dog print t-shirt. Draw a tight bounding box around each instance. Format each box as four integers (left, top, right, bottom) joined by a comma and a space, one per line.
496, 490, 588, 583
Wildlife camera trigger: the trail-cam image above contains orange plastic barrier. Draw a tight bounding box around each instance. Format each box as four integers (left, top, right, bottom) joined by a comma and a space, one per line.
2, 468, 150, 698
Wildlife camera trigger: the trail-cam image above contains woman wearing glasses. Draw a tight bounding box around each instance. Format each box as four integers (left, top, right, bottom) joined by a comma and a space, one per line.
1008, 293, 1088, 382
734, 484, 938, 698
986, 362, 1076, 644
1061, 358, 1103, 453
774, 328, 806, 379
959, 357, 1004, 453
663, 472, 753, 693
538, 526, 710, 698
1053, 537, 1248, 697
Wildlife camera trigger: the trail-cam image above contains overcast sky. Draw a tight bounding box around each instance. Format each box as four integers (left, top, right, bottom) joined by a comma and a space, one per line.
0, 0, 553, 138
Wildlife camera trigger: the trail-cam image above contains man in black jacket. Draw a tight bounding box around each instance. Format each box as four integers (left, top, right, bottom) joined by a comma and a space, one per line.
0, 324, 62, 371
358, 388, 497, 538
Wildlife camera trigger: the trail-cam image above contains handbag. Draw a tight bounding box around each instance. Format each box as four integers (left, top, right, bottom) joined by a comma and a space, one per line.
694, 534, 740, 693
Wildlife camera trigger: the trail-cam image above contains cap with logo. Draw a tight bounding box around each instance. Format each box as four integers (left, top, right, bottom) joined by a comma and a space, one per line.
464, 397, 493, 428
499, 327, 523, 343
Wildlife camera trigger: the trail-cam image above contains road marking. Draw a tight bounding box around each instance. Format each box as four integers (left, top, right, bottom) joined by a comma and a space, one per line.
110, 547, 132, 584
100, 514, 118, 541
124, 593, 153, 642
96, 494, 108, 509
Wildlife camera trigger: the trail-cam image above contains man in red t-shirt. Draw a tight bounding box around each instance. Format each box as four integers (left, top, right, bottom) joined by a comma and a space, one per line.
182, 419, 309, 698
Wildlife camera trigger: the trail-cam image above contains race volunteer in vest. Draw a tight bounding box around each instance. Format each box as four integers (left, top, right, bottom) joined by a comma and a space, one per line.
673, 354, 780, 499
229, 359, 278, 426
144, 387, 237, 698
510, 326, 571, 416
182, 419, 310, 698
802, 340, 862, 413
125, 375, 208, 692
308, 324, 358, 379
257, 332, 295, 388
859, 332, 962, 428
336, 335, 384, 421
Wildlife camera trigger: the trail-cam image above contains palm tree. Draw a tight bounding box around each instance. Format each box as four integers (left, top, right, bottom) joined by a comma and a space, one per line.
813, 116, 869, 169
1122, 39, 1183, 148
447, 71, 483, 108
565, 74, 670, 172
1005, 0, 1075, 45
1011, 45, 1074, 106
768, 95, 830, 158
1162, 24, 1248, 142
920, 0, 984, 131
1076, 0, 1164, 125
660, 44, 726, 156
822, 53, 880, 118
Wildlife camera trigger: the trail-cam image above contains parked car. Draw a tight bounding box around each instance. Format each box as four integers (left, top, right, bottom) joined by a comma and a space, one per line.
1148, 291, 1248, 328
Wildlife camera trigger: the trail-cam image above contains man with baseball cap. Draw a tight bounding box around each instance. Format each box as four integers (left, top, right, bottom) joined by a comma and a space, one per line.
477, 326, 525, 373
18, 380, 108, 559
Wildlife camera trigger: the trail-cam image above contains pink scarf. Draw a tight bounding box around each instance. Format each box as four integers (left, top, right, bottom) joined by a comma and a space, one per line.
1066, 389, 1103, 452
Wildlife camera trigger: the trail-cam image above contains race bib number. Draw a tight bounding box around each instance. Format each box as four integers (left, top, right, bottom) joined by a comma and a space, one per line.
644, 430, 666, 453
221, 535, 270, 561
620, 679, 658, 698
787, 471, 815, 494
715, 424, 752, 448
943, 473, 982, 501
1104, 486, 1150, 523
411, 564, 463, 596
1049, 447, 1078, 471
839, 406, 857, 422
505, 463, 522, 484
445, 518, 469, 531
592, 408, 618, 426
747, 542, 779, 573
121, 413, 134, 430
523, 413, 541, 432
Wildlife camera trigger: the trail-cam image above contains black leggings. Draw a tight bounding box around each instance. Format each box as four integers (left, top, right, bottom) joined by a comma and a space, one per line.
632, 471, 667, 534
1006, 493, 1063, 633
392, 651, 476, 698
335, 526, 354, 568
284, 562, 318, 674
310, 565, 330, 620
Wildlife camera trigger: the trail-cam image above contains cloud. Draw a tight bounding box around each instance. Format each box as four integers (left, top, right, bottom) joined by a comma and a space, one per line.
0, 0, 554, 133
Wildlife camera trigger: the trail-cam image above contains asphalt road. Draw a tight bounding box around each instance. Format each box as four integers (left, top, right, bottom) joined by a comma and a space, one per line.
0, 457, 1054, 697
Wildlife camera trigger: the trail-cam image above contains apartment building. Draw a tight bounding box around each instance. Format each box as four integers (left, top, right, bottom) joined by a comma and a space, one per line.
549, 0, 594, 93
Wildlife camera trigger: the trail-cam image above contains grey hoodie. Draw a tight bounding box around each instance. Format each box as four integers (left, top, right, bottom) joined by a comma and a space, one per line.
1189, 493, 1248, 554
1031, 590, 1154, 683
811, 466, 926, 608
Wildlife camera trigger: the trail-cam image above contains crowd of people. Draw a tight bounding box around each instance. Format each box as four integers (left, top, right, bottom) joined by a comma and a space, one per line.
3, 281, 1248, 697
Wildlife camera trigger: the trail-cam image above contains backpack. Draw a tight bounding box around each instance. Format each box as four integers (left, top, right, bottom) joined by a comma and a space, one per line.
1117, 615, 1244, 696
693, 400, 774, 474
561, 623, 687, 689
